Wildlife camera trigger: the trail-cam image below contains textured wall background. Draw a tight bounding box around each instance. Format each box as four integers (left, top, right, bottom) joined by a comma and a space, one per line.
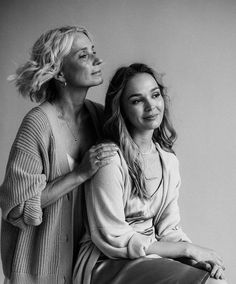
0, 0, 235, 282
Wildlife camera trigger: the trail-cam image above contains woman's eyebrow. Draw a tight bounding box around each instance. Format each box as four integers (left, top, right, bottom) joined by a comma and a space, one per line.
70, 47, 88, 56
128, 93, 142, 99
151, 87, 160, 92
128, 87, 160, 99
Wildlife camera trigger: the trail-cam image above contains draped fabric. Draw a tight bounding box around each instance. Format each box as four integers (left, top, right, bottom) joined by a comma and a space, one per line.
73, 145, 209, 283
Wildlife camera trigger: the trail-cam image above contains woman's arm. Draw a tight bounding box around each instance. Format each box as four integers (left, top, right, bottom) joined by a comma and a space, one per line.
147, 241, 223, 267
146, 241, 225, 279
151, 154, 225, 276
41, 142, 118, 208
85, 152, 156, 259
0, 107, 118, 228
1, 142, 117, 228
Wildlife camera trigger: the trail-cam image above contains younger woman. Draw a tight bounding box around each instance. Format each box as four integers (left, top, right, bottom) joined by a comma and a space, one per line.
73, 63, 227, 284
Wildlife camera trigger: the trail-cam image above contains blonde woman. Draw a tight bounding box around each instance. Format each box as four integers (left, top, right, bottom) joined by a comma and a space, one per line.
73, 63, 227, 284
0, 26, 117, 283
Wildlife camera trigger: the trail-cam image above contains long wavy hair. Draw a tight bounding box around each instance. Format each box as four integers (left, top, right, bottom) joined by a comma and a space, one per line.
9, 26, 90, 102
103, 63, 177, 200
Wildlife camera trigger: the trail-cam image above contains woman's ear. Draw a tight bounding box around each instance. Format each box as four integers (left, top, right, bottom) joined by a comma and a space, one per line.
55, 71, 66, 84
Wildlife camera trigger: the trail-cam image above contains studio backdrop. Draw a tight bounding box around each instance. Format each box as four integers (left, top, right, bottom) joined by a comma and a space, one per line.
0, 0, 235, 283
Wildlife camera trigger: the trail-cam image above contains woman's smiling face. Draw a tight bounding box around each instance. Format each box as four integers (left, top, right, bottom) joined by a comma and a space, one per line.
121, 72, 164, 136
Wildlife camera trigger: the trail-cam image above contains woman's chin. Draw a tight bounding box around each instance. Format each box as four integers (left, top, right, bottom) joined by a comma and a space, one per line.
91, 78, 103, 87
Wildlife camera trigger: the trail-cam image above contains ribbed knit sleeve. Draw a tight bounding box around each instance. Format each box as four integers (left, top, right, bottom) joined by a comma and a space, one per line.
154, 153, 191, 243
85, 153, 155, 259
0, 108, 49, 230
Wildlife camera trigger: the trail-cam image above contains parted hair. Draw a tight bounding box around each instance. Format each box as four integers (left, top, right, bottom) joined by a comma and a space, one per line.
103, 63, 177, 200
9, 26, 90, 102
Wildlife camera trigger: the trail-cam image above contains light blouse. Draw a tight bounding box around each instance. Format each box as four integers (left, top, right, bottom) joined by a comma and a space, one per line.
73, 143, 190, 284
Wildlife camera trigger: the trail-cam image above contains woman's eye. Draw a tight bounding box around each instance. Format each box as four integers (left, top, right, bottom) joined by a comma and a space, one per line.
79, 53, 89, 59
131, 100, 141, 105
153, 92, 161, 98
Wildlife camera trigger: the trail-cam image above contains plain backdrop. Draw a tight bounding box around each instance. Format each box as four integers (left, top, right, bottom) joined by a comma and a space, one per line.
0, 0, 235, 283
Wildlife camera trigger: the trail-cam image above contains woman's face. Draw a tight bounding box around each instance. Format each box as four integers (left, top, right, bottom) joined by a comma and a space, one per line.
121, 72, 164, 136
61, 32, 103, 88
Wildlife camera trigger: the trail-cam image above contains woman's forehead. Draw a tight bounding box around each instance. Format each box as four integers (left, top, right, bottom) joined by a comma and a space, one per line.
71, 32, 93, 50
125, 73, 159, 93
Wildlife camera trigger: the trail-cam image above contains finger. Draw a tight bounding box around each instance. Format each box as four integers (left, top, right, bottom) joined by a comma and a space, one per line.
216, 259, 224, 269
94, 155, 114, 165
206, 260, 225, 271
219, 271, 226, 280
93, 144, 118, 159
194, 261, 211, 272
210, 264, 219, 278
94, 143, 119, 153
215, 268, 224, 280
96, 157, 114, 168
96, 142, 118, 148
216, 261, 225, 271
215, 255, 224, 268
96, 150, 117, 160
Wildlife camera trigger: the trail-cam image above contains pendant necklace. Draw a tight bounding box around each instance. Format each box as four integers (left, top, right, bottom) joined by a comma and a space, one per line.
55, 104, 79, 142
64, 118, 79, 142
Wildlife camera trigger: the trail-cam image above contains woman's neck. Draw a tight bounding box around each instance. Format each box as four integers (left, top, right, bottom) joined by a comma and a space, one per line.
54, 87, 88, 120
132, 132, 154, 154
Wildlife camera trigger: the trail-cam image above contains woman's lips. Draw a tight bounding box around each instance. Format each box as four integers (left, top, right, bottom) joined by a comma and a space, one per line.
92, 70, 102, 75
143, 114, 158, 120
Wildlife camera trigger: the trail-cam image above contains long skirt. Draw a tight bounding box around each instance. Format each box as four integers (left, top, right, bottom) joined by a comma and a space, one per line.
91, 257, 210, 284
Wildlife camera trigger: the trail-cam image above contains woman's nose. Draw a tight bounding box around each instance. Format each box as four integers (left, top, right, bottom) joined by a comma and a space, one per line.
93, 55, 103, 66
144, 100, 154, 111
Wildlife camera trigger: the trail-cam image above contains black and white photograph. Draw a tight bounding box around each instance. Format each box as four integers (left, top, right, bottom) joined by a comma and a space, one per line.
0, 0, 235, 283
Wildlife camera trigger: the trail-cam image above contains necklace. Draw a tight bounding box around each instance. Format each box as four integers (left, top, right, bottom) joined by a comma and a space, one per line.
64, 118, 79, 142
54, 104, 79, 142
139, 141, 154, 155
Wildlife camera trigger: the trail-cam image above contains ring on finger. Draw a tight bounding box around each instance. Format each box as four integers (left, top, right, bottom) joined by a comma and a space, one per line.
96, 150, 102, 160
95, 156, 100, 164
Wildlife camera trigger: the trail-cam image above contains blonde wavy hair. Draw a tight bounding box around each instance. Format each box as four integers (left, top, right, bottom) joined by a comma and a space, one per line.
9, 26, 90, 102
104, 63, 177, 200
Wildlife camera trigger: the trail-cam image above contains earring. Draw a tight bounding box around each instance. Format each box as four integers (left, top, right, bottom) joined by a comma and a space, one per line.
64, 81, 67, 87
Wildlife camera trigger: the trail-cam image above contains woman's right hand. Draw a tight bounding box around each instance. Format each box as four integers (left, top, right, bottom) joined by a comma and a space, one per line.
188, 243, 225, 270
74, 142, 119, 182
193, 261, 226, 279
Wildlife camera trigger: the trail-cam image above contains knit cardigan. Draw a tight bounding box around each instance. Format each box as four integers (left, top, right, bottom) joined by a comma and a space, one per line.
0, 100, 104, 284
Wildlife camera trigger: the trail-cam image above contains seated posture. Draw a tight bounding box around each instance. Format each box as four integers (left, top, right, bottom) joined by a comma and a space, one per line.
73, 63, 227, 284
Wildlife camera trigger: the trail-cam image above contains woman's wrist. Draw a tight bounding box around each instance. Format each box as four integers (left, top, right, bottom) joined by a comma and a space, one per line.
70, 168, 89, 186
184, 242, 194, 259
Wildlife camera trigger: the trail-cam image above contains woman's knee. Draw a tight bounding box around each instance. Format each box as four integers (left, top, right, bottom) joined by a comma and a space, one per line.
206, 278, 228, 284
